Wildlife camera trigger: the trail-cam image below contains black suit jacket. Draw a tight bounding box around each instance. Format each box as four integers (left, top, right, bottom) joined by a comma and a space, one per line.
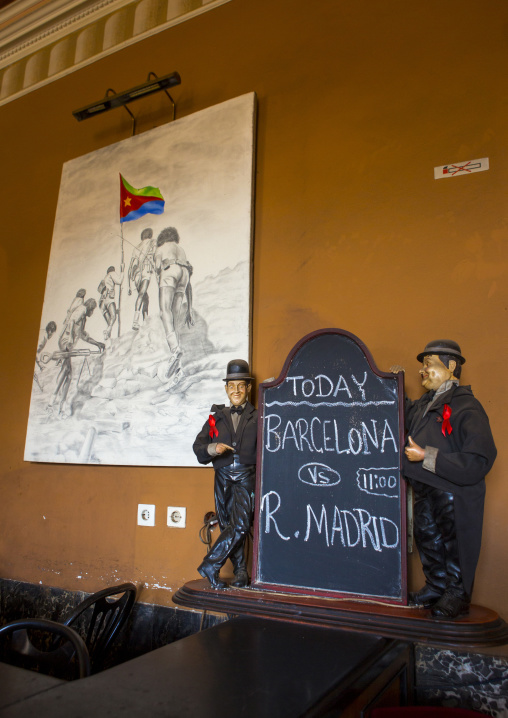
403, 385, 496, 492
193, 401, 258, 468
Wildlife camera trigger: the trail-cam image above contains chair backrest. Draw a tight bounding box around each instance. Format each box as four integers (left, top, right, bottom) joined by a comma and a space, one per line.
63, 582, 136, 672
0, 618, 91, 680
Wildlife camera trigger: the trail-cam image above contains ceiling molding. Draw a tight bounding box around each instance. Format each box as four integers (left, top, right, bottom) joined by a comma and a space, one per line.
0, 0, 230, 107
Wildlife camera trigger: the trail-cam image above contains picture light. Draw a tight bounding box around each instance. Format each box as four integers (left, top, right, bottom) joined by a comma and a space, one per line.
72, 71, 181, 122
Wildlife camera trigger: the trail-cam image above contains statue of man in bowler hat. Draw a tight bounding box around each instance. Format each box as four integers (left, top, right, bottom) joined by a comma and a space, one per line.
400, 340, 497, 619
193, 360, 258, 589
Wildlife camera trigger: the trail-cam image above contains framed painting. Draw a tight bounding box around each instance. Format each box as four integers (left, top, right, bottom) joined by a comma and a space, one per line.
25, 93, 256, 466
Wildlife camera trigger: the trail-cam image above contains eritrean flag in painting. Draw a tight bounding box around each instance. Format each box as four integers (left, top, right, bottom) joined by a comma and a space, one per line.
119, 174, 165, 223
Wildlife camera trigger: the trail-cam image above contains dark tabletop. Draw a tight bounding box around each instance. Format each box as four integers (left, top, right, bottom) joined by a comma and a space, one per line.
0, 616, 405, 718
0, 661, 65, 710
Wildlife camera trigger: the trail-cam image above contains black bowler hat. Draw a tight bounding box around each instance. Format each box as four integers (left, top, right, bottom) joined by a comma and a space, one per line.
417, 339, 466, 365
223, 359, 254, 382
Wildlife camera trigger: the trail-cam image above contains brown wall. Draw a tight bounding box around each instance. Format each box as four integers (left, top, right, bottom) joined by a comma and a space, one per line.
1, 0, 508, 636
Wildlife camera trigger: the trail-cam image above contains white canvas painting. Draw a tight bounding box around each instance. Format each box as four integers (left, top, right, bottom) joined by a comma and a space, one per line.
25, 93, 256, 466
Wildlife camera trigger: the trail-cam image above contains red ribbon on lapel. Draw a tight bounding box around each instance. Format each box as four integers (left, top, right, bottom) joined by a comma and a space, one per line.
208, 414, 219, 439
442, 404, 452, 437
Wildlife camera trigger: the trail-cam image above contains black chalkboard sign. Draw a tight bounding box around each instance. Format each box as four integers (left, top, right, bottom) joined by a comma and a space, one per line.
252, 328, 407, 603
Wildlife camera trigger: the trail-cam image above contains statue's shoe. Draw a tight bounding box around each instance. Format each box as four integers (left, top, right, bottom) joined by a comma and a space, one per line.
409, 585, 443, 608
230, 570, 249, 588
431, 591, 470, 620
198, 562, 228, 590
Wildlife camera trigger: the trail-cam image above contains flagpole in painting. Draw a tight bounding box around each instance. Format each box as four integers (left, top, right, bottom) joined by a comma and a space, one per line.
118, 174, 165, 336
118, 223, 125, 336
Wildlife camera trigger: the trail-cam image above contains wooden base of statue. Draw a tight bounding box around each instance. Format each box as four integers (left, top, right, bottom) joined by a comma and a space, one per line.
173, 579, 508, 648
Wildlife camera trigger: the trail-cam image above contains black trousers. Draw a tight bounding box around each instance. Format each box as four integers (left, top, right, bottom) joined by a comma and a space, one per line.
203, 457, 255, 573
410, 479, 466, 597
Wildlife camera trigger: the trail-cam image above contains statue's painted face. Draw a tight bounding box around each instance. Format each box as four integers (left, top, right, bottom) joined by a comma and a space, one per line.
419, 354, 455, 392
225, 380, 250, 407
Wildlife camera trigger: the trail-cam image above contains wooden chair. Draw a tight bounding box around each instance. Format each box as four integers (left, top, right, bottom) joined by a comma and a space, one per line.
63, 582, 136, 672
0, 618, 91, 680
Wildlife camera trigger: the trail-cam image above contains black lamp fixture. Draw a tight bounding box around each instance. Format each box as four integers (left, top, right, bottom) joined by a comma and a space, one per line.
72, 71, 181, 122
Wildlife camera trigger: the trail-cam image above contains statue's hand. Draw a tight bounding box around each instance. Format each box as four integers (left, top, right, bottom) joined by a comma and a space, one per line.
389, 365, 405, 374
216, 443, 234, 455
405, 436, 425, 462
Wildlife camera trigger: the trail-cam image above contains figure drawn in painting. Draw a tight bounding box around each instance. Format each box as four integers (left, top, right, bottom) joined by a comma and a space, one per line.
154, 227, 194, 381
47, 298, 105, 418
36, 321, 57, 360
98, 265, 124, 340
128, 227, 155, 331
33, 320, 57, 391
65, 288, 86, 325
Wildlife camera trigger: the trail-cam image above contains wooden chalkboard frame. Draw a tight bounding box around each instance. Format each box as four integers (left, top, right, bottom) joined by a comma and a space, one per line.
251, 327, 407, 605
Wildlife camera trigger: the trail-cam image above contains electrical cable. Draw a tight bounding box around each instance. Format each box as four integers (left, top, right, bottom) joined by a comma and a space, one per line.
199, 512, 218, 547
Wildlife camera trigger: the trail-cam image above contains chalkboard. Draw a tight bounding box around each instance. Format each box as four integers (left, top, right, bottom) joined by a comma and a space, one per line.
252, 328, 407, 603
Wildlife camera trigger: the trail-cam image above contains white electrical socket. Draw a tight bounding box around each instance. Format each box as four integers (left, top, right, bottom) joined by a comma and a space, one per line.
167, 506, 186, 528
137, 503, 155, 526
